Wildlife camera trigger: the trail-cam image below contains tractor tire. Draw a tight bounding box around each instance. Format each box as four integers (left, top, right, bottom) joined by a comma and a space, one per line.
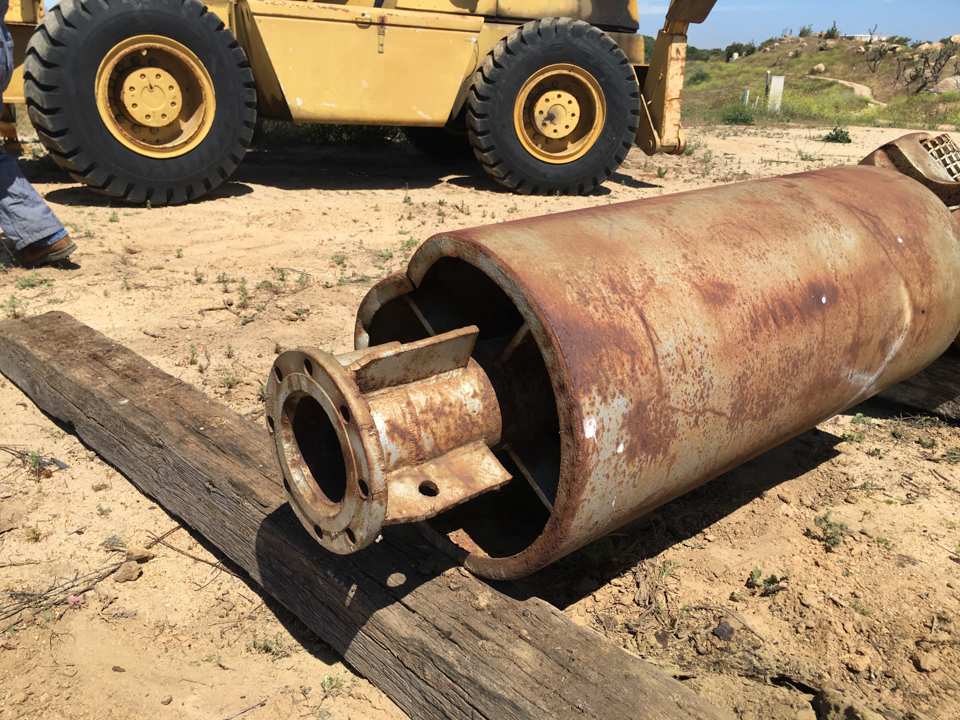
24, 0, 257, 205
467, 18, 639, 195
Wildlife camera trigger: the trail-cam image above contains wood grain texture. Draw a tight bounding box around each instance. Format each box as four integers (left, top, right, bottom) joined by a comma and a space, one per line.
879, 352, 960, 420
0, 312, 726, 720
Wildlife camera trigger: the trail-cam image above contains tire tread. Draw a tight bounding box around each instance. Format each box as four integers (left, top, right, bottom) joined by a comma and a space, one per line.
25, 0, 257, 206
467, 17, 639, 195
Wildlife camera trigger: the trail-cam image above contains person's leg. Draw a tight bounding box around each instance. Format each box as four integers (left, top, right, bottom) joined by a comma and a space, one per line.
0, 12, 71, 264
0, 150, 67, 251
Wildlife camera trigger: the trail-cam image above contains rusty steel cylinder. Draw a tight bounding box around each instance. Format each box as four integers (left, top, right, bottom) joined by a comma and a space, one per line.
267, 163, 960, 579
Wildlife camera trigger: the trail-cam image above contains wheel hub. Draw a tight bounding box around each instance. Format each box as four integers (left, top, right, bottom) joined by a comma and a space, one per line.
533, 90, 580, 140
121, 66, 182, 128
95, 34, 216, 159
513, 64, 606, 165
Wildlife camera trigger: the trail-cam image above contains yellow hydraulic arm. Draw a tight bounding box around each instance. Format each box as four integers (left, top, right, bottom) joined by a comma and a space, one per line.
636, 0, 717, 155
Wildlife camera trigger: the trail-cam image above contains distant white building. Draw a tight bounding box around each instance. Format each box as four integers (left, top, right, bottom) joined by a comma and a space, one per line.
846, 33, 890, 43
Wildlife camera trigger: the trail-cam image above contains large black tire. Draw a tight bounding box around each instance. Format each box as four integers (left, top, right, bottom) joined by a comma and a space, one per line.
467, 18, 639, 195
24, 0, 257, 205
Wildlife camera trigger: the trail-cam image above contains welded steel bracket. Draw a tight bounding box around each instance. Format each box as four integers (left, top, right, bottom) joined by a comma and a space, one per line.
265, 326, 511, 554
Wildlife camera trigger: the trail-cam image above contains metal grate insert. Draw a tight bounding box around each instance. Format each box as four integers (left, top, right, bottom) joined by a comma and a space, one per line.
921, 134, 960, 181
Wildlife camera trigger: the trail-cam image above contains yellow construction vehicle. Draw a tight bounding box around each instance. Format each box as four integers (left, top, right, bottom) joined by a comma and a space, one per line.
4, 0, 715, 204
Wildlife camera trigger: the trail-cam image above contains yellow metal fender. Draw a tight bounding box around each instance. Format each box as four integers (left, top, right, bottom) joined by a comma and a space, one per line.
242, 0, 482, 126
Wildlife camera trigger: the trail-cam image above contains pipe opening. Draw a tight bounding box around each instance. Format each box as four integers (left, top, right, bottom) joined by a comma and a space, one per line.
366, 257, 560, 559
281, 392, 347, 506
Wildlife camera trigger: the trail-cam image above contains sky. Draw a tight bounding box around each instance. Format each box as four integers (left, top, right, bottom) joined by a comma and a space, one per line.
638, 1, 960, 49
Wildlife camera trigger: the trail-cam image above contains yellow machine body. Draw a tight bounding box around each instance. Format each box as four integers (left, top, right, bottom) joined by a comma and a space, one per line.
3, 0, 643, 127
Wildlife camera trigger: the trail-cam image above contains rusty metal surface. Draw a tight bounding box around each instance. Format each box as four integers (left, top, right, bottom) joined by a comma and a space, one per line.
356, 162, 960, 579
385, 441, 512, 523
861, 132, 960, 207
264, 327, 509, 554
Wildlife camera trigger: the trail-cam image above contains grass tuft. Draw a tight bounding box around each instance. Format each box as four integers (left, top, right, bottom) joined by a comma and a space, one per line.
823, 126, 852, 143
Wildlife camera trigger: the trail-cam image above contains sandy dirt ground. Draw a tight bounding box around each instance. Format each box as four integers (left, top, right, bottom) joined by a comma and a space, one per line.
1, 124, 959, 720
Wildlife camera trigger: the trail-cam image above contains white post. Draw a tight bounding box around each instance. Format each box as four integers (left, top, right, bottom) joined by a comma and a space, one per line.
767, 75, 786, 113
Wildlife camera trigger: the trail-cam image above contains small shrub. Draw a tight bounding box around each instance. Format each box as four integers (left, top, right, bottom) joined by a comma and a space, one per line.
824, 21, 840, 40
823, 126, 852, 144
320, 675, 344, 699
745, 567, 787, 596
798, 25, 813, 38
237, 279, 250, 309
248, 633, 292, 659
4, 295, 24, 319
689, 67, 711, 86
15, 273, 51, 290
805, 513, 849, 551
722, 105, 755, 125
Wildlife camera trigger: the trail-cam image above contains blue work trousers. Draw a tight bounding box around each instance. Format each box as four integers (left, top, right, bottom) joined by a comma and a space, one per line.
0, 9, 65, 251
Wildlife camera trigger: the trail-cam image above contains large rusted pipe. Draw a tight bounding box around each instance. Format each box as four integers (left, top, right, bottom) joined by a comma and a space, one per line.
266, 155, 960, 579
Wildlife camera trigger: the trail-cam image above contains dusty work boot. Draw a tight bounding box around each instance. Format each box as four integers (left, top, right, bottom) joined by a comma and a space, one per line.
16, 234, 76, 268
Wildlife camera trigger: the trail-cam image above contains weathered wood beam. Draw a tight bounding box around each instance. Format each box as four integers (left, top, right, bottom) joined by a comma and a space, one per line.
0, 312, 725, 720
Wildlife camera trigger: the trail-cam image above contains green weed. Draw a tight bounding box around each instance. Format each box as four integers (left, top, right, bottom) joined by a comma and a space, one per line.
823, 126, 852, 143
3, 296, 24, 319
15, 273, 51, 290
806, 513, 849, 551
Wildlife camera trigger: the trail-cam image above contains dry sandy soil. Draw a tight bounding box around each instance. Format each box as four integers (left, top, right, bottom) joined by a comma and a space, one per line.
1, 124, 960, 720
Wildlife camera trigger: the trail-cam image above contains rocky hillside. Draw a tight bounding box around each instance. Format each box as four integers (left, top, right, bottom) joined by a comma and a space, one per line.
682, 33, 960, 129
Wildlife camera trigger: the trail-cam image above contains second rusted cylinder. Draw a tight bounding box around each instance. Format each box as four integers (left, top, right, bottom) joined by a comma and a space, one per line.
354, 164, 960, 578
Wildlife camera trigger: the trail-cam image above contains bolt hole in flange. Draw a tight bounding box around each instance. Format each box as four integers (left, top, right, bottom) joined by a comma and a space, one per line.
345, 528, 357, 545
339, 404, 351, 423
419, 480, 440, 497
304, 358, 314, 376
